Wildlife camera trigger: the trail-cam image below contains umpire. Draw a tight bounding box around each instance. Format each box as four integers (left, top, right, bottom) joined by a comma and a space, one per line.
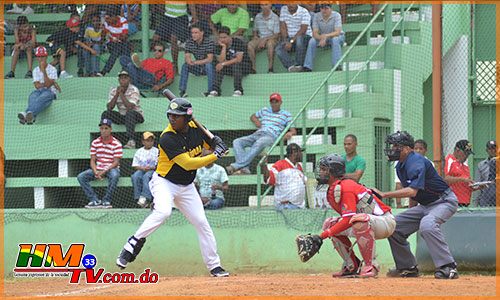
372, 131, 459, 279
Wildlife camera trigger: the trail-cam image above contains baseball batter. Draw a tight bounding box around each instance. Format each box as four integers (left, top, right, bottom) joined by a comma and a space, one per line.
296, 154, 395, 278
372, 131, 459, 279
116, 98, 230, 277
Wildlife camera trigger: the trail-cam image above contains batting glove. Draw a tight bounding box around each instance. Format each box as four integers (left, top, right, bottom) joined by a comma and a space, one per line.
210, 135, 224, 148
213, 143, 229, 158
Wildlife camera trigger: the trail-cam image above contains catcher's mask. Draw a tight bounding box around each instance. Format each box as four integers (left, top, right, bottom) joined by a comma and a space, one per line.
315, 154, 346, 184
384, 131, 414, 161
166, 98, 193, 122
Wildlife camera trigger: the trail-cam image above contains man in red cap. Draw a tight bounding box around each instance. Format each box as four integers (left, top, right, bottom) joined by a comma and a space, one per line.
226, 92, 296, 174
18, 46, 61, 125
46, 17, 97, 78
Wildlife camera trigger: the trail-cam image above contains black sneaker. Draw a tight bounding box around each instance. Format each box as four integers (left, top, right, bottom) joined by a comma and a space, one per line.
434, 263, 459, 279
302, 67, 312, 72
77, 68, 84, 77
210, 266, 229, 277
202, 91, 210, 97
180, 89, 188, 98
5, 71, 15, 79
25, 71, 32, 78
386, 266, 419, 278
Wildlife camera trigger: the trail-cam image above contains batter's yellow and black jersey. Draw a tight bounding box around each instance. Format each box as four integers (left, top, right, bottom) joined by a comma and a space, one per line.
156, 121, 212, 185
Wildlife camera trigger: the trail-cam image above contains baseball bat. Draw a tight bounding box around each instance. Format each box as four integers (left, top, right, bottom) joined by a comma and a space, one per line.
162, 89, 215, 139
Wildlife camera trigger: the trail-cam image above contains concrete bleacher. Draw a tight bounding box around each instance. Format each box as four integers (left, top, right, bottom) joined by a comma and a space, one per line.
4, 6, 429, 209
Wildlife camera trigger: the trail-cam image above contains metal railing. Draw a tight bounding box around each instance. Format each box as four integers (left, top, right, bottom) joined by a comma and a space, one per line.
255, 3, 418, 207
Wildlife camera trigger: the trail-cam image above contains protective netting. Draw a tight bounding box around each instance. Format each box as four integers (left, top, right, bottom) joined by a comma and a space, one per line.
2, 3, 496, 213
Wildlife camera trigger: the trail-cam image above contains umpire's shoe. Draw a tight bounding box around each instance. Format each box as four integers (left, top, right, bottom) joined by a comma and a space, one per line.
434, 263, 459, 279
386, 266, 419, 278
210, 266, 230, 277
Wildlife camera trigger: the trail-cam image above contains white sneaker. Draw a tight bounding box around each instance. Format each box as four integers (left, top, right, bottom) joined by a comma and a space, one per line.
18, 112, 26, 125
25, 111, 34, 125
131, 53, 141, 68
207, 90, 219, 97
232, 90, 243, 97
60, 71, 73, 78
124, 140, 136, 149
7, 6, 24, 14
288, 65, 303, 73
22, 6, 35, 14
137, 196, 148, 208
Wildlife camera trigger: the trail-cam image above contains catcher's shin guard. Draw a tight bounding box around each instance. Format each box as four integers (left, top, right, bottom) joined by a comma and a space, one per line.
331, 235, 360, 276
352, 220, 378, 272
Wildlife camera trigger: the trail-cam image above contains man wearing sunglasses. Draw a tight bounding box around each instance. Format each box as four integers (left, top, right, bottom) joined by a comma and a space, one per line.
120, 43, 175, 93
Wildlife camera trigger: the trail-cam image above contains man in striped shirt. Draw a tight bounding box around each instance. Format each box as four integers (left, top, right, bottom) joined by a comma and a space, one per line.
226, 93, 296, 175
77, 118, 122, 209
100, 6, 130, 77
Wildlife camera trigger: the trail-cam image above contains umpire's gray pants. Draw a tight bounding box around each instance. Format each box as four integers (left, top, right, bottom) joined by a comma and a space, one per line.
388, 189, 458, 269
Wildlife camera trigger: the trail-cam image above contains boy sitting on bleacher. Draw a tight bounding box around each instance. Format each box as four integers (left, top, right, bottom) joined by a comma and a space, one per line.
5, 16, 36, 79
46, 17, 98, 78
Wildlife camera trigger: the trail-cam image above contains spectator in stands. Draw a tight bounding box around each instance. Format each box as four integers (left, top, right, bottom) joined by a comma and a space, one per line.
193, 4, 222, 34
152, 4, 197, 75
342, 134, 366, 182
474, 140, 497, 207
121, 4, 141, 36
195, 148, 229, 210
261, 143, 306, 210
444, 139, 475, 207
179, 24, 215, 98
226, 93, 296, 174
78, 118, 122, 209
209, 4, 250, 41
82, 14, 104, 77
131, 131, 159, 208
276, 4, 312, 72
68, 12, 87, 78
339, 4, 379, 24
247, 3, 280, 74
398, 138, 430, 208
302, 4, 317, 20
18, 46, 61, 125
6, 4, 34, 14
5, 16, 36, 79
479, 150, 497, 207
101, 70, 144, 149
100, 7, 130, 77
208, 27, 252, 97
303, 4, 344, 72
46, 17, 97, 78
120, 43, 174, 92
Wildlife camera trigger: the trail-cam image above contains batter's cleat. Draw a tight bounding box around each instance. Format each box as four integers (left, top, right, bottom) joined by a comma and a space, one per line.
116, 249, 134, 270
359, 265, 378, 278
210, 266, 229, 277
386, 266, 419, 278
434, 263, 459, 279
101, 201, 112, 209
85, 200, 102, 209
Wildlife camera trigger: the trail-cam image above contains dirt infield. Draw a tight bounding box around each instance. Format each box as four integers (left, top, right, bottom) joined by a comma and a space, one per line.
4, 274, 496, 297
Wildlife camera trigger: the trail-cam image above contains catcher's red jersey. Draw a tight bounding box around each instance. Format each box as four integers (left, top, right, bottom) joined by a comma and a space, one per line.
327, 179, 391, 218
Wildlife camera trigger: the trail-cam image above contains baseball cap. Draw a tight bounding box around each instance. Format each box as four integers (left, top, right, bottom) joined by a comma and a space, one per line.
118, 70, 130, 77
270, 93, 282, 101
455, 139, 474, 155
35, 46, 48, 57
99, 118, 112, 127
143, 131, 155, 140
66, 18, 80, 28
486, 140, 496, 149
286, 143, 305, 154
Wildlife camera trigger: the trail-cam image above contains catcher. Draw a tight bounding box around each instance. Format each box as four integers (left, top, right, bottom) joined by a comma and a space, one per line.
296, 154, 395, 278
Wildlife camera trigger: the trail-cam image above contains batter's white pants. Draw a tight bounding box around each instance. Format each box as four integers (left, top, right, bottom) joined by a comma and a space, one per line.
133, 172, 222, 270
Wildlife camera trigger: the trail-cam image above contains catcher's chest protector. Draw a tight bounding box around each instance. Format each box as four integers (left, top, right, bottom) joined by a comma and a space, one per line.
334, 179, 376, 214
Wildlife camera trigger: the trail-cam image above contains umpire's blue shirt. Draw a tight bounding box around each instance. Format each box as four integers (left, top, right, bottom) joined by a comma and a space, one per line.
396, 151, 450, 205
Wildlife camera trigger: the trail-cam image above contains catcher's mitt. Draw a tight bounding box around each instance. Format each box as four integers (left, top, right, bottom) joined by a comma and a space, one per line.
295, 234, 323, 262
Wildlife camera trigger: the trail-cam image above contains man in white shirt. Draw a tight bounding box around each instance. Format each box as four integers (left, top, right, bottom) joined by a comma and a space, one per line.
275, 4, 312, 72
18, 46, 61, 125
132, 132, 159, 208
194, 149, 229, 210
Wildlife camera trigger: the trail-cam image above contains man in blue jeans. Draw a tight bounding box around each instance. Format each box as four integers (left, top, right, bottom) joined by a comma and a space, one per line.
303, 4, 345, 72
226, 93, 296, 175
78, 119, 122, 209
18, 46, 61, 125
179, 24, 215, 98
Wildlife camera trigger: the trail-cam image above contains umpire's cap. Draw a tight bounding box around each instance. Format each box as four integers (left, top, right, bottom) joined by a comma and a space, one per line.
385, 131, 414, 148
286, 143, 305, 155
166, 98, 193, 116
318, 154, 345, 177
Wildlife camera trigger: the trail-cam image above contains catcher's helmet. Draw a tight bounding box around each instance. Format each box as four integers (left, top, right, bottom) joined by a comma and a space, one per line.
166, 98, 193, 120
384, 131, 414, 161
315, 154, 345, 184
